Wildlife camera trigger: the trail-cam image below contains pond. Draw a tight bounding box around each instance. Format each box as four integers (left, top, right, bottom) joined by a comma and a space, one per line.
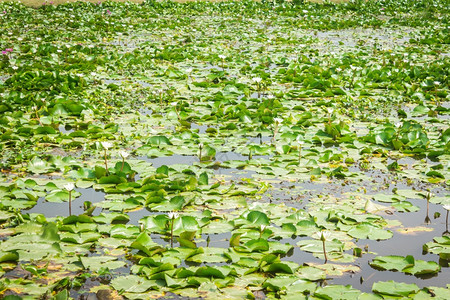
0, 0, 449, 299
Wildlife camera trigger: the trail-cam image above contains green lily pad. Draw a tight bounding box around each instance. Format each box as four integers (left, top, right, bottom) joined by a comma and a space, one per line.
372, 280, 420, 297
347, 223, 393, 240
370, 255, 440, 275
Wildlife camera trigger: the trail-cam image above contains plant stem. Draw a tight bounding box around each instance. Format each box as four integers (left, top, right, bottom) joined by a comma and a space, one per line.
68, 191, 72, 216
272, 124, 278, 144
170, 217, 174, 248
104, 149, 108, 174
120, 158, 125, 172
425, 199, 431, 224
322, 239, 328, 264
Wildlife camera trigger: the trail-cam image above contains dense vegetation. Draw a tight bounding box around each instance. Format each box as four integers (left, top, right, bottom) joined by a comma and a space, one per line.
0, 0, 449, 298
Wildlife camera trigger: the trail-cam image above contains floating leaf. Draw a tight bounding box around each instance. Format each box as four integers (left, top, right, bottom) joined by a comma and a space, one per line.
372, 281, 419, 297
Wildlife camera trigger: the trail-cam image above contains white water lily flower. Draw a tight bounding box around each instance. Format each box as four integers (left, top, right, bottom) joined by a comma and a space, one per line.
253, 77, 262, 83
64, 183, 75, 191
170, 102, 177, 107
434, 81, 440, 86
120, 151, 130, 159
168, 212, 179, 219
260, 225, 267, 232
395, 122, 402, 128
34, 160, 45, 167
313, 230, 332, 241
443, 205, 450, 211
327, 107, 334, 115
186, 68, 193, 73
218, 54, 226, 60
101, 141, 112, 149
274, 117, 282, 124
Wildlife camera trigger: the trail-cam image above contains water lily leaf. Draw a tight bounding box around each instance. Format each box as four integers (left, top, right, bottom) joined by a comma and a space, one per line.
59, 222, 97, 233
60, 232, 101, 244
230, 233, 241, 247
423, 236, 450, 260
178, 231, 197, 249
200, 145, 216, 161
0, 251, 19, 263
295, 219, 320, 236
140, 215, 169, 233
194, 266, 226, 279
268, 241, 294, 255
173, 216, 199, 234
347, 223, 393, 240
41, 222, 60, 242
110, 225, 139, 239
151, 196, 185, 211
403, 259, 441, 275
198, 172, 209, 185
98, 175, 127, 185
263, 261, 298, 274
164, 273, 186, 289
263, 277, 315, 293
187, 247, 227, 263
63, 215, 94, 224
412, 104, 429, 116
246, 211, 270, 226
244, 238, 270, 252
201, 219, 235, 234
297, 266, 326, 281
313, 285, 362, 299
111, 275, 158, 293
93, 212, 130, 224
297, 239, 344, 254
372, 280, 419, 297
130, 232, 162, 256
392, 201, 419, 212
148, 135, 172, 145
80, 256, 126, 272
373, 194, 405, 203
